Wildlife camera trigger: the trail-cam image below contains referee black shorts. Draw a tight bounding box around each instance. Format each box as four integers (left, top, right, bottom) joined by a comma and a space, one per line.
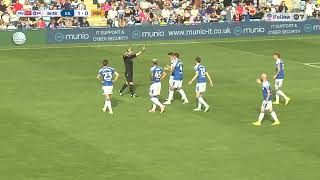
125, 71, 133, 82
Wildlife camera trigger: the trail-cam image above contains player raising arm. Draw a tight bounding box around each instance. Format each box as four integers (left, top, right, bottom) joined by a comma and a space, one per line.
119, 47, 145, 97
149, 59, 167, 113
97, 60, 120, 114
252, 73, 280, 126
188, 57, 213, 112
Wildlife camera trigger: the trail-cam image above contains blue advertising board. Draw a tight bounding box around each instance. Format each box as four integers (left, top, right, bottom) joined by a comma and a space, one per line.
47, 20, 320, 44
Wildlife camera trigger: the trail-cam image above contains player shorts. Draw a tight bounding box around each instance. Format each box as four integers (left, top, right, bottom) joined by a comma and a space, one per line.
172, 80, 182, 89
169, 76, 174, 87
102, 86, 113, 95
149, 82, 161, 96
275, 79, 283, 90
196, 83, 206, 93
125, 71, 133, 82
261, 100, 272, 111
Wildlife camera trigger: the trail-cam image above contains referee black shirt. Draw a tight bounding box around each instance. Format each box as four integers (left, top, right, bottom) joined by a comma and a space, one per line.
123, 53, 137, 81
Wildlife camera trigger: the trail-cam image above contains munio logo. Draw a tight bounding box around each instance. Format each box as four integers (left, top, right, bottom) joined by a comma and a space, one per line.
54, 32, 90, 42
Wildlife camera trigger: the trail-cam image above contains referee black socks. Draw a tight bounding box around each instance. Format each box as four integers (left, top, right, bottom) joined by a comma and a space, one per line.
120, 84, 128, 93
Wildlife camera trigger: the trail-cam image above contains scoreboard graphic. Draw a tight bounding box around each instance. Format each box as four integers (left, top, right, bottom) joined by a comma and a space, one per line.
16, 10, 91, 17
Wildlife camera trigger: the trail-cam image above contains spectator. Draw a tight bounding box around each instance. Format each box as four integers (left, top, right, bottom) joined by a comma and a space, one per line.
48, 18, 57, 29
0, 1, 7, 13
37, 18, 46, 28
13, 0, 23, 12
278, 1, 288, 13
305, 0, 316, 17
233, 11, 242, 21
0, 19, 6, 29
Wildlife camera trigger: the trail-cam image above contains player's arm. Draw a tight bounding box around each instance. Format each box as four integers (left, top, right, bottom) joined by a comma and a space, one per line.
113, 71, 120, 82
256, 78, 262, 84
274, 64, 280, 79
96, 74, 103, 83
188, 72, 199, 85
135, 47, 146, 57
205, 72, 214, 87
161, 71, 167, 80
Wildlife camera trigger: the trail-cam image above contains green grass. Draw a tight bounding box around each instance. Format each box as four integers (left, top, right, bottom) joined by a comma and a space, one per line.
1, 36, 320, 180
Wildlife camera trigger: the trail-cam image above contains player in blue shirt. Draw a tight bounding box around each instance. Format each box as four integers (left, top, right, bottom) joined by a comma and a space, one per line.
163, 53, 189, 105
96, 60, 119, 114
252, 73, 280, 126
149, 59, 167, 113
272, 53, 291, 105
188, 57, 214, 112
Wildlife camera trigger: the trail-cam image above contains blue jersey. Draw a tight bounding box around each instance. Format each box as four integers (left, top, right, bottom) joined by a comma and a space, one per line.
173, 60, 183, 80
275, 59, 284, 79
151, 66, 163, 83
170, 60, 177, 76
262, 81, 272, 101
98, 66, 115, 86
194, 64, 206, 83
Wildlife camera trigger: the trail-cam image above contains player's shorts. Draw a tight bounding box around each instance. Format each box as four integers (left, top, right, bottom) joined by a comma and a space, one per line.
196, 83, 206, 93
125, 71, 133, 82
169, 76, 174, 87
149, 82, 161, 96
172, 80, 182, 89
275, 79, 283, 90
102, 86, 113, 95
261, 100, 272, 111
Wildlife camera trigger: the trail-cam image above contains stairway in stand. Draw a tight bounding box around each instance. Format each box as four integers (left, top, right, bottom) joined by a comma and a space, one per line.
84, 0, 106, 27
285, 0, 293, 11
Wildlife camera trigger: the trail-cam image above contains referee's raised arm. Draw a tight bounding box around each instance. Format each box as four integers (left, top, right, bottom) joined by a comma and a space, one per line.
119, 47, 146, 97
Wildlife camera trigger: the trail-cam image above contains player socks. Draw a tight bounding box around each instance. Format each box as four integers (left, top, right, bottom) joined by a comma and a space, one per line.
104, 100, 109, 109
258, 113, 265, 122
198, 96, 209, 108
275, 93, 280, 102
168, 90, 174, 101
129, 85, 135, 95
270, 111, 279, 122
277, 90, 289, 99
151, 97, 164, 107
106, 100, 112, 110
178, 89, 188, 101
120, 84, 128, 92
197, 101, 202, 109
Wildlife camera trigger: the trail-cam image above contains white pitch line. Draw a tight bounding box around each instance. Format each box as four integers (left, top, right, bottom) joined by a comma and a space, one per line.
303, 63, 320, 69
1, 36, 320, 51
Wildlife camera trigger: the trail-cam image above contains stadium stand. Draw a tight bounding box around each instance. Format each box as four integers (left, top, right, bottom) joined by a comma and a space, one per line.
0, 0, 319, 29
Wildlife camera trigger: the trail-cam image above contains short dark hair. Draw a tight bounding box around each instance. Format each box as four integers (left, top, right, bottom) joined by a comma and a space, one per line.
168, 52, 174, 56
195, 57, 201, 63
102, 59, 108, 66
274, 52, 280, 58
174, 52, 180, 58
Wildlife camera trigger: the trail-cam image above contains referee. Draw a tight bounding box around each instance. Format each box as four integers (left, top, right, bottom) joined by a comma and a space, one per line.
119, 47, 145, 97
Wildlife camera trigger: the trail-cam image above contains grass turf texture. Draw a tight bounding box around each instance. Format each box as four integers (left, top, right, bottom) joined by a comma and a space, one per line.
1, 36, 320, 180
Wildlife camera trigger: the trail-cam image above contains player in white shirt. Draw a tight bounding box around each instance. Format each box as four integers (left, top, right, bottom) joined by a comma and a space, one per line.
96, 60, 119, 114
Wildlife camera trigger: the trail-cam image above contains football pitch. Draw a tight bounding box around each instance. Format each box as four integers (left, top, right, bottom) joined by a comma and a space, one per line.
1, 36, 320, 180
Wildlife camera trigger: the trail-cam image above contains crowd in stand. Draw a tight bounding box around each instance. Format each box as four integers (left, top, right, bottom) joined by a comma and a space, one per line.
0, 0, 320, 29
0, 0, 89, 29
